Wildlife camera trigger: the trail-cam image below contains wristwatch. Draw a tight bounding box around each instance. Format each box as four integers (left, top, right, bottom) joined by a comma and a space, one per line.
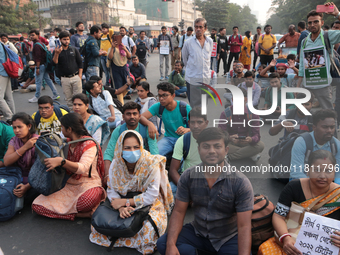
60, 159, 66, 167
126, 199, 130, 207
336, 12, 340, 19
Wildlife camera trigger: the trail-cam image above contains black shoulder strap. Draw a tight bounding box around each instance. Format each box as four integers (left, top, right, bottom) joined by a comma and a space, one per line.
324, 31, 332, 55
301, 132, 314, 165
107, 34, 111, 43
99, 92, 105, 100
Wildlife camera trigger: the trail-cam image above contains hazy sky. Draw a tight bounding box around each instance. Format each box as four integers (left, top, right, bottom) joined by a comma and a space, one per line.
229, 0, 273, 25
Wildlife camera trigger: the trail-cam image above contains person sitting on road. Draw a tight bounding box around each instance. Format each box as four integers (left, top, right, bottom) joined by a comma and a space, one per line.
263, 72, 295, 120
89, 75, 132, 100
157, 127, 254, 255
72, 93, 110, 146
85, 80, 122, 129
103, 101, 159, 183
90, 130, 173, 254
168, 60, 187, 98
169, 107, 208, 196
260, 59, 298, 88
258, 150, 340, 255
219, 88, 265, 162
237, 71, 261, 108
31, 96, 68, 135
269, 93, 313, 140
0, 120, 15, 168
290, 109, 340, 184
224, 62, 246, 106
3, 113, 39, 204
254, 64, 270, 97
129, 55, 146, 88
134, 81, 158, 129
142, 82, 191, 157
20, 61, 37, 93
32, 113, 105, 220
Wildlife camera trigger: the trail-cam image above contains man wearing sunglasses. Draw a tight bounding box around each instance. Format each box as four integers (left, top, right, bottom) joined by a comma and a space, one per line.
297, 3, 340, 112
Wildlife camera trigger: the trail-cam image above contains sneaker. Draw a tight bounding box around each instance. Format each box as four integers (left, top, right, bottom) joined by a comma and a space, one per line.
159, 77, 164, 81
52, 95, 60, 100
28, 96, 38, 103
223, 73, 227, 77
250, 154, 261, 162
124, 95, 132, 100
177, 92, 187, 98
165, 76, 169, 80
12, 88, 19, 92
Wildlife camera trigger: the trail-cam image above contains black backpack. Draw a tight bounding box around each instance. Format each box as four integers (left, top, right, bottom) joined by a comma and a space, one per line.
88, 93, 124, 115
268, 132, 337, 183
136, 41, 147, 60
79, 41, 88, 73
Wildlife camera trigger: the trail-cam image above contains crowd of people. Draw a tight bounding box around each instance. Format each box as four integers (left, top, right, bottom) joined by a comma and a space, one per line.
3, 2, 340, 255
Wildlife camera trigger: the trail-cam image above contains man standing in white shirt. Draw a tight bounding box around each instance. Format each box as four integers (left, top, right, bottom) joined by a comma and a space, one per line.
182, 18, 213, 107
120, 26, 136, 67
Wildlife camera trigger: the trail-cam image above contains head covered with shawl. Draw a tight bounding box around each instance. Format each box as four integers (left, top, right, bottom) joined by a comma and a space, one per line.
109, 130, 174, 214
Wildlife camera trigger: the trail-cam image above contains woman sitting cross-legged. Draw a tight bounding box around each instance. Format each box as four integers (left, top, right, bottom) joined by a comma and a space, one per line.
72, 93, 110, 146
90, 130, 174, 254
258, 150, 340, 255
4, 112, 39, 203
32, 112, 105, 221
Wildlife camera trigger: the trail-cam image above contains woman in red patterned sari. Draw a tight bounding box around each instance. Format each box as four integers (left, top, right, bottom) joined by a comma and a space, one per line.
32, 113, 105, 220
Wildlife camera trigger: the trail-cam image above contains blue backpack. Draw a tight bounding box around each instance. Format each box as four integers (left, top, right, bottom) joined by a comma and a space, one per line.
0, 166, 22, 221
182, 132, 191, 161
119, 123, 149, 152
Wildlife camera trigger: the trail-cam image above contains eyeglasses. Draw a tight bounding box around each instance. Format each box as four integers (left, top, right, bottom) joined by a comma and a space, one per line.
307, 20, 320, 25
157, 93, 170, 99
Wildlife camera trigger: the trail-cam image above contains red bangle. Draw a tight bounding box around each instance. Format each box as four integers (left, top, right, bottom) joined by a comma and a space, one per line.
16, 150, 22, 157
279, 233, 291, 243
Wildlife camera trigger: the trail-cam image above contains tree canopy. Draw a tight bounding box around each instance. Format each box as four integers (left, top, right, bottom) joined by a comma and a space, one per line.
0, 0, 48, 34
266, 0, 340, 33
194, 0, 260, 34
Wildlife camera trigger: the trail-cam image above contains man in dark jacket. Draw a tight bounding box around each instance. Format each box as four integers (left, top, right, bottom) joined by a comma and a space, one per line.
217, 27, 228, 76
85, 25, 107, 81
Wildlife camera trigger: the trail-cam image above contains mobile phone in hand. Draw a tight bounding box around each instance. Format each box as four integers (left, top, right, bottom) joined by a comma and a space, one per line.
236, 136, 246, 139
55, 39, 61, 48
316, 5, 334, 13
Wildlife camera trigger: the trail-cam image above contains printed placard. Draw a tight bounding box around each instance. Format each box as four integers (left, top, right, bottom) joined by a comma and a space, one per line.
303, 46, 329, 87
160, 40, 170, 55
211, 42, 217, 57
295, 212, 340, 255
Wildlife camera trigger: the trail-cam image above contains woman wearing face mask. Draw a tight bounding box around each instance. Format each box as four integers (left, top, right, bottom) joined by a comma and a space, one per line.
258, 150, 340, 255
4, 113, 39, 203
72, 93, 110, 146
32, 113, 105, 221
90, 130, 174, 254
134, 81, 158, 129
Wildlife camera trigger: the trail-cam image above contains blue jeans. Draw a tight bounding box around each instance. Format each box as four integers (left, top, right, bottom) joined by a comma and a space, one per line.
157, 224, 239, 255
170, 181, 177, 197
211, 57, 217, 72
102, 115, 122, 129
22, 55, 27, 66
175, 86, 187, 96
35, 65, 59, 98
86, 66, 100, 81
101, 56, 110, 86
157, 136, 178, 156
54, 70, 61, 86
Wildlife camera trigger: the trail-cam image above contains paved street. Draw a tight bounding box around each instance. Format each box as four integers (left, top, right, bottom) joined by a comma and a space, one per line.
0, 52, 286, 255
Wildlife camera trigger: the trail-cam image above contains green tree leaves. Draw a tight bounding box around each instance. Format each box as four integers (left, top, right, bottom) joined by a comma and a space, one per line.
0, 0, 48, 34
194, 0, 259, 34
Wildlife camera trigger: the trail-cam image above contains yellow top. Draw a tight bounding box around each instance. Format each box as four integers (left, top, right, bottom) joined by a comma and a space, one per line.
32, 109, 68, 135
100, 29, 114, 52
258, 34, 277, 55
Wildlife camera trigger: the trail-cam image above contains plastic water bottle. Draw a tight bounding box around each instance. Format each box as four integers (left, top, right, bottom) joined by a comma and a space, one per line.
14, 197, 24, 212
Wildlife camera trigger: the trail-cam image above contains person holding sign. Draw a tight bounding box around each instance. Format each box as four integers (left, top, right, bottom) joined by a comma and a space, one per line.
258, 150, 340, 255
297, 3, 340, 110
